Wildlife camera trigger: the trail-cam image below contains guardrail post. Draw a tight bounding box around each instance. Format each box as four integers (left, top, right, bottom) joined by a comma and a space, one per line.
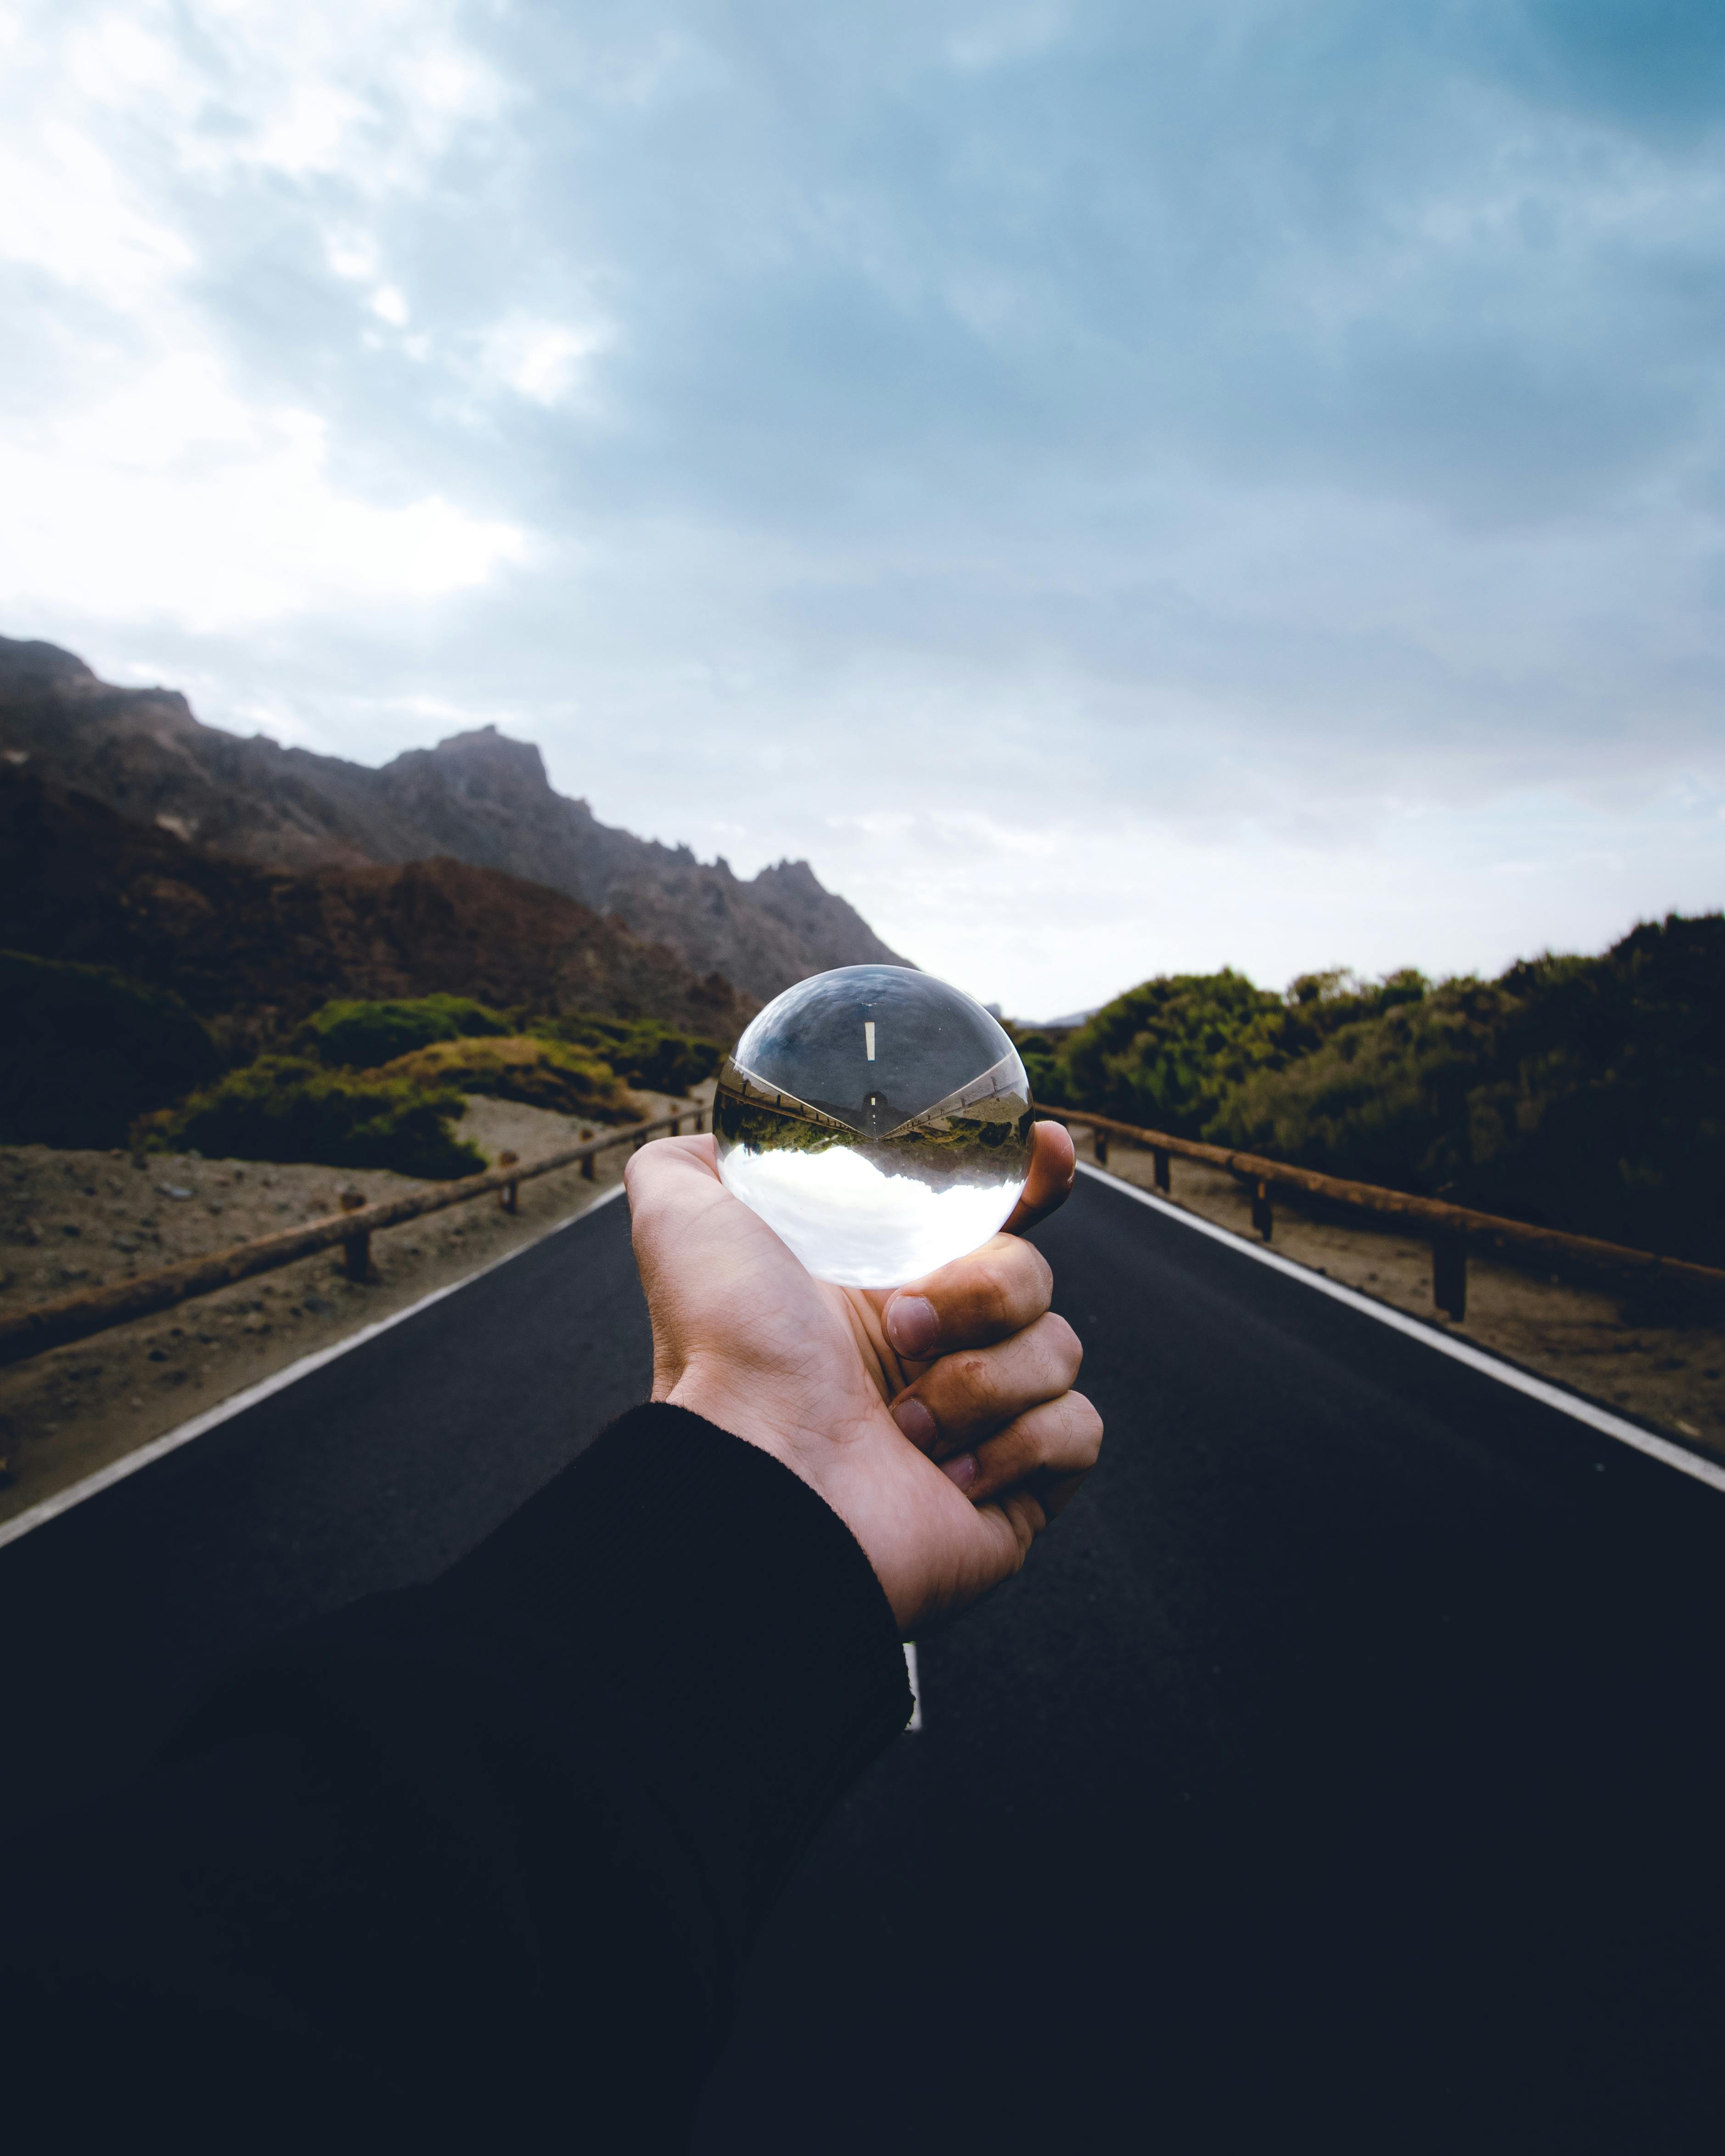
1433, 1231, 1467, 1321
1251, 1179, 1273, 1241
496, 1150, 519, 1213
1094, 1130, 1109, 1165
339, 1187, 371, 1281
1153, 1147, 1170, 1192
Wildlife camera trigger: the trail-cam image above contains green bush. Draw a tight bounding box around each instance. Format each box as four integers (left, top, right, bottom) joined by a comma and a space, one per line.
377, 1036, 638, 1121
1051, 966, 1434, 1134
533, 1012, 722, 1096
0, 949, 221, 1148
1008, 1029, 1064, 1105
137, 1056, 484, 1180
296, 995, 511, 1070
1054, 969, 1291, 1134
1040, 917, 1724, 1263
1209, 916, 1725, 1263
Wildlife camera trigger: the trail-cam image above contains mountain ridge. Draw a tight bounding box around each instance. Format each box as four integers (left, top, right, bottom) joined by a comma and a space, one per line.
0, 635, 910, 1004
0, 764, 755, 1058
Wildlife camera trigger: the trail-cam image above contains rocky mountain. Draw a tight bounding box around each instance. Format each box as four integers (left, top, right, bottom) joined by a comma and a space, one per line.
0, 637, 910, 1003
0, 765, 754, 1059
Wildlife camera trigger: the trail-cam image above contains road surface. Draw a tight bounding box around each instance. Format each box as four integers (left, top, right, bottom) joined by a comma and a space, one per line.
5, 1170, 1723, 2150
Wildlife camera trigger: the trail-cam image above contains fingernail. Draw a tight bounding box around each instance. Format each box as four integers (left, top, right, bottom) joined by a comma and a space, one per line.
891, 1396, 937, 1449
941, 1452, 978, 1491
886, 1294, 938, 1357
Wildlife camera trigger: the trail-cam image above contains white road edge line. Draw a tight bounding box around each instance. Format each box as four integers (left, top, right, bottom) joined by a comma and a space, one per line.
904, 1641, 922, 1731
0, 1182, 632, 1552
1077, 1160, 1725, 1499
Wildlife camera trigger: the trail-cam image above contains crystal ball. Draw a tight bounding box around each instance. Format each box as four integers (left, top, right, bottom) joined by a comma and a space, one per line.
714, 965, 1034, 1288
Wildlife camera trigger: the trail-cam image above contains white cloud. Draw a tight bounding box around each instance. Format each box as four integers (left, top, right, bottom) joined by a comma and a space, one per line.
0, 0, 532, 633
480, 314, 612, 407
0, 121, 192, 301
0, 354, 526, 629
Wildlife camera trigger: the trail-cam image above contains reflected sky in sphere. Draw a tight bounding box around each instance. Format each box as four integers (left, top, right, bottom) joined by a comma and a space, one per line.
714, 966, 1033, 1288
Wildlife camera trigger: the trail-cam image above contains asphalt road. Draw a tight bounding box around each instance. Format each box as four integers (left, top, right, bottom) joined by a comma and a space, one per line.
6, 1171, 1725, 2151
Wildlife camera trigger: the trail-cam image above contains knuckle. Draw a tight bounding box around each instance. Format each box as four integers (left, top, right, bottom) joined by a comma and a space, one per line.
994, 1240, 1051, 1313
1070, 1392, 1105, 1453
972, 1252, 1019, 1325
954, 1349, 995, 1394
1040, 1310, 1083, 1375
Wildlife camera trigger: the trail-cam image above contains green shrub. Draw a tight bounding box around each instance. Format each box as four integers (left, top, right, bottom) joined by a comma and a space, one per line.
533, 1012, 722, 1096
1042, 918, 1723, 1262
295, 995, 511, 1070
137, 1056, 484, 1180
1054, 970, 1290, 1134
1004, 1028, 1065, 1105
377, 1036, 639, 1121
0, 949, 221, 1148
1208, 916, 1725, 1263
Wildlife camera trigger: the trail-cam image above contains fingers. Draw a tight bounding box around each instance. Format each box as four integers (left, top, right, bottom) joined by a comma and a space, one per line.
882, 1233, 1052, 1363
1002, 1118, 1077, 1237
889, 1311, 1082, 1455
938, 1389, 1102, 1507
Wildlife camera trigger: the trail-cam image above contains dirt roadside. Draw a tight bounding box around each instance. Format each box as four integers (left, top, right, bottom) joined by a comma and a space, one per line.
0, 1090, 705, 1531
1079, 1130, 1725, 1460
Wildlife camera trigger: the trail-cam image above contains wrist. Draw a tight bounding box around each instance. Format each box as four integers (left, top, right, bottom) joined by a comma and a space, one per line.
661, 1364, 814, 1486
659, 1364, 887, 1588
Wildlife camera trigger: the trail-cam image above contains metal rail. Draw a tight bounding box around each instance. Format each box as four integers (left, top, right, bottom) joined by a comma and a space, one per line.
1038, 1104, 1725, 1320
0, 1109, 704, 1370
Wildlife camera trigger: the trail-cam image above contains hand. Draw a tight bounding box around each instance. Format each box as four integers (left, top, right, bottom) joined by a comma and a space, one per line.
625, 1121, 1103, 1634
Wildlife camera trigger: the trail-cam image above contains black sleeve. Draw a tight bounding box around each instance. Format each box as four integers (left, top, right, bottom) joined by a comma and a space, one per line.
2, 1404, 913, 2155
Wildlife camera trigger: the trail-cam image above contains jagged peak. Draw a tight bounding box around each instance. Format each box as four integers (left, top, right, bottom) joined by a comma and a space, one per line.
753, 857, 825, 895
429, 724, 548, 777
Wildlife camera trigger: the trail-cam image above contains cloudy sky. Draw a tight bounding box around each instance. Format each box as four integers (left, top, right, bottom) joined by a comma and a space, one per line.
2, 0, 1721, 1016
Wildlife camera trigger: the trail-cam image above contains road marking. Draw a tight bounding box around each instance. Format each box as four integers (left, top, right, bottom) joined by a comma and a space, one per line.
904, 1640, 922, 1730
0, 1183, 632, 1551
865, 1021, 876, 1062
1077, 1161, 1725, 1499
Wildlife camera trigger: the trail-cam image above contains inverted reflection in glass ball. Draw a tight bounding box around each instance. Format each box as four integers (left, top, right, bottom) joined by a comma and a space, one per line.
714, 965, 1034, 1288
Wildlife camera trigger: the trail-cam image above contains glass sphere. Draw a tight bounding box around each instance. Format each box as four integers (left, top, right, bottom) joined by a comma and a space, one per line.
714, 965, 1034, 1288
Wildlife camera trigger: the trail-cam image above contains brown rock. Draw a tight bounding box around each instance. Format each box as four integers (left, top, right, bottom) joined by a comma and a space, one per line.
0, 765, 755, 1053
0, 635, 911, 1002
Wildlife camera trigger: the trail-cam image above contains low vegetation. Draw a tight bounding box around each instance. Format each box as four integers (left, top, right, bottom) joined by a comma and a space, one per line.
0, 949, 221, 1149
74, 991, 715, 1179
376, 1035, 639, 1122
1021, 913, 1725, 1266
293, 994, 512, 1069
136, 1056, 486, 1181
531, 1011, 723, 1096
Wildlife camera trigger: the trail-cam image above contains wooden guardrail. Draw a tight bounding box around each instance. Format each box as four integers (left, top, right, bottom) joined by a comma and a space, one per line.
1037, 1104, 1725, 1322
0, 1108, 705, 1371
8, 1096, 1718, 1366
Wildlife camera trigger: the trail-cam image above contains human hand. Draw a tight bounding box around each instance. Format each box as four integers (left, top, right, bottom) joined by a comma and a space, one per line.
625, 1121, 1102, 1634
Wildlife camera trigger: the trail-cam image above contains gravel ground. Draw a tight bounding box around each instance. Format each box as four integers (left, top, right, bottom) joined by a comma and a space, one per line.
1084, 1132, 1725, 1458
0, 1089, 707, 1529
